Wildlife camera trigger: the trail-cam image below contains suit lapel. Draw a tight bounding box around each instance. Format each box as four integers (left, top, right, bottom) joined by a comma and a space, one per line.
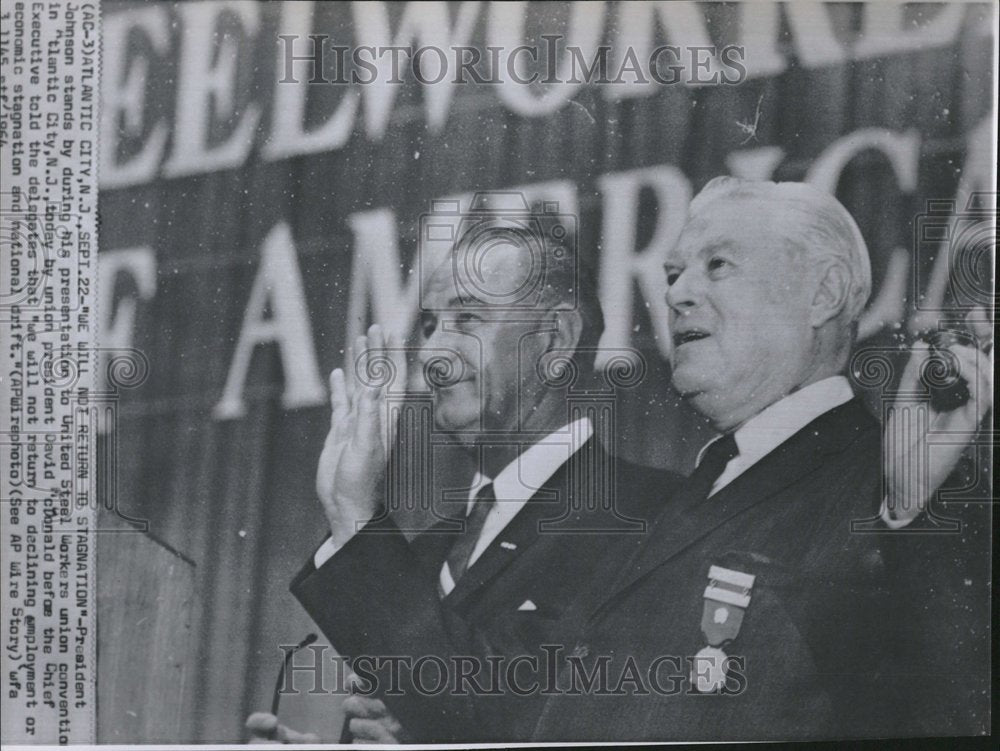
408, 518, 461, 570
443, 492, 553, 607
444, 438, 597, 608
589, 398, 876, 619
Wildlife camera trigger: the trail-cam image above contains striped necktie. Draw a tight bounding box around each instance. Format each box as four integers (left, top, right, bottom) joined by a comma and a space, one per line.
445, 482, 497, 583
687, 433, 739, 504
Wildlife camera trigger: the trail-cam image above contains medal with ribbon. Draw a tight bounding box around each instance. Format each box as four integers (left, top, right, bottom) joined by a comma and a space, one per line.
691, 565, 755, 693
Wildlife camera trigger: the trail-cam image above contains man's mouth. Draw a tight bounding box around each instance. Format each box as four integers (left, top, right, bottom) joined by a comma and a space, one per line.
433, 375, 474, 391
438, 378, 472, 389
672, 329, 711, 348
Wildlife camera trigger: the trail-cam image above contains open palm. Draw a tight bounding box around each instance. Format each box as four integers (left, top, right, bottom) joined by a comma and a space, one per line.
316, 324, 408, 546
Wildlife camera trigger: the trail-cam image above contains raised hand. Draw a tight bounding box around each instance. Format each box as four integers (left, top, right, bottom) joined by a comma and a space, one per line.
884, 309, 993, 525
316, 324, 408, 546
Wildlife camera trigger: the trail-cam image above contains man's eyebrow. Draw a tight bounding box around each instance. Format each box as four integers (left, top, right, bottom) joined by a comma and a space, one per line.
663, 240, 739, 271
697, 240, 738, 257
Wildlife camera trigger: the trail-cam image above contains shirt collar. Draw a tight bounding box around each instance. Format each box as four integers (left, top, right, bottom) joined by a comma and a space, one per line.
467, 417, 594, 512
696, 375, 854, 469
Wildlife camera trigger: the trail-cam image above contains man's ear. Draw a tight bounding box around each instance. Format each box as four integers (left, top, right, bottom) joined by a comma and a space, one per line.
549, 302, 584, 355
809, 258, 852, 328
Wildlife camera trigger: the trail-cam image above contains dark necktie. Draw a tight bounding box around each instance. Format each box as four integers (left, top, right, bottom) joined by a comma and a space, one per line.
686, 432, 740, 505
446, 482, 497, 583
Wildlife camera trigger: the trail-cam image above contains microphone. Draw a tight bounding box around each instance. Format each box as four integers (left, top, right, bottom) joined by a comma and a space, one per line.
271, 633, 318, 717
339, 715, 353, 745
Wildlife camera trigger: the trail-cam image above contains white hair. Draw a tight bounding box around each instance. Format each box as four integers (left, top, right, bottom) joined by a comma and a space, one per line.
689, 177, 873, 321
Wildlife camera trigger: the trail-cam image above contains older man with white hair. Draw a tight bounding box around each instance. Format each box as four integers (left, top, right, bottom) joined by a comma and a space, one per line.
665, 177, 872, 432
528, 177, 992, 741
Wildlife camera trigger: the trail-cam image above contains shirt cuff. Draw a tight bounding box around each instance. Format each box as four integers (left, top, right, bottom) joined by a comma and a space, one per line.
313, 536, 345, 569
879, 496, 916, 529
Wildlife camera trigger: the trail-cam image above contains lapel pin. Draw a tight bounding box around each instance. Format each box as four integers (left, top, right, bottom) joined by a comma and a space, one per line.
500, 541, 517, 550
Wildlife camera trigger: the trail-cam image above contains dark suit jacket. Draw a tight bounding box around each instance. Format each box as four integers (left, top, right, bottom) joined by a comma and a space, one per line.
291, 437, 680, 742
529, 398, 947, 741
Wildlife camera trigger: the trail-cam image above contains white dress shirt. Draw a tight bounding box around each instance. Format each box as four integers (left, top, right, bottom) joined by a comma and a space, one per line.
694, 375, 905, 528
697, 375, 855, 496
314, 418, 595, 590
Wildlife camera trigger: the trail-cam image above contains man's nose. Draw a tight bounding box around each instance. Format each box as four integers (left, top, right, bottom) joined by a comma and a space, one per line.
665, 269, 701, 313
418, 318, 449, 353
417, 336, 445, 365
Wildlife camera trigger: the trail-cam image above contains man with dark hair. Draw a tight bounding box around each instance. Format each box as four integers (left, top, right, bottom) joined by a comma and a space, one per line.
253, 216, 679, 742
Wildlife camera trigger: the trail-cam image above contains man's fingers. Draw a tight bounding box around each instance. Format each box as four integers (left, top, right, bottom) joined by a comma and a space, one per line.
384, 330, 405, 389
343, 341, 355, 402
947, 343, 982, 378
358, 333, 374, 395
897, 340, 930, 394
343, 670, 402, 743
384, 330, 409, 395
346, 336, 367, 402
349, 718, 400, 744
355, 324, 404, 395
979, 346, 994, 410
345, 670, 372, 693
245, 712, 321, 744
245, 712, 278, 740
275, 725, 320, 744
342, 693, 389, 719
330, 369, 350, 426
345, 670, 362, 689
965, 306, 993, 349
379, 330, 406, 451
353, 382, 382, 448
368, 323, 384, 358
368, 323, 389, 394
947, 343, 993, 414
